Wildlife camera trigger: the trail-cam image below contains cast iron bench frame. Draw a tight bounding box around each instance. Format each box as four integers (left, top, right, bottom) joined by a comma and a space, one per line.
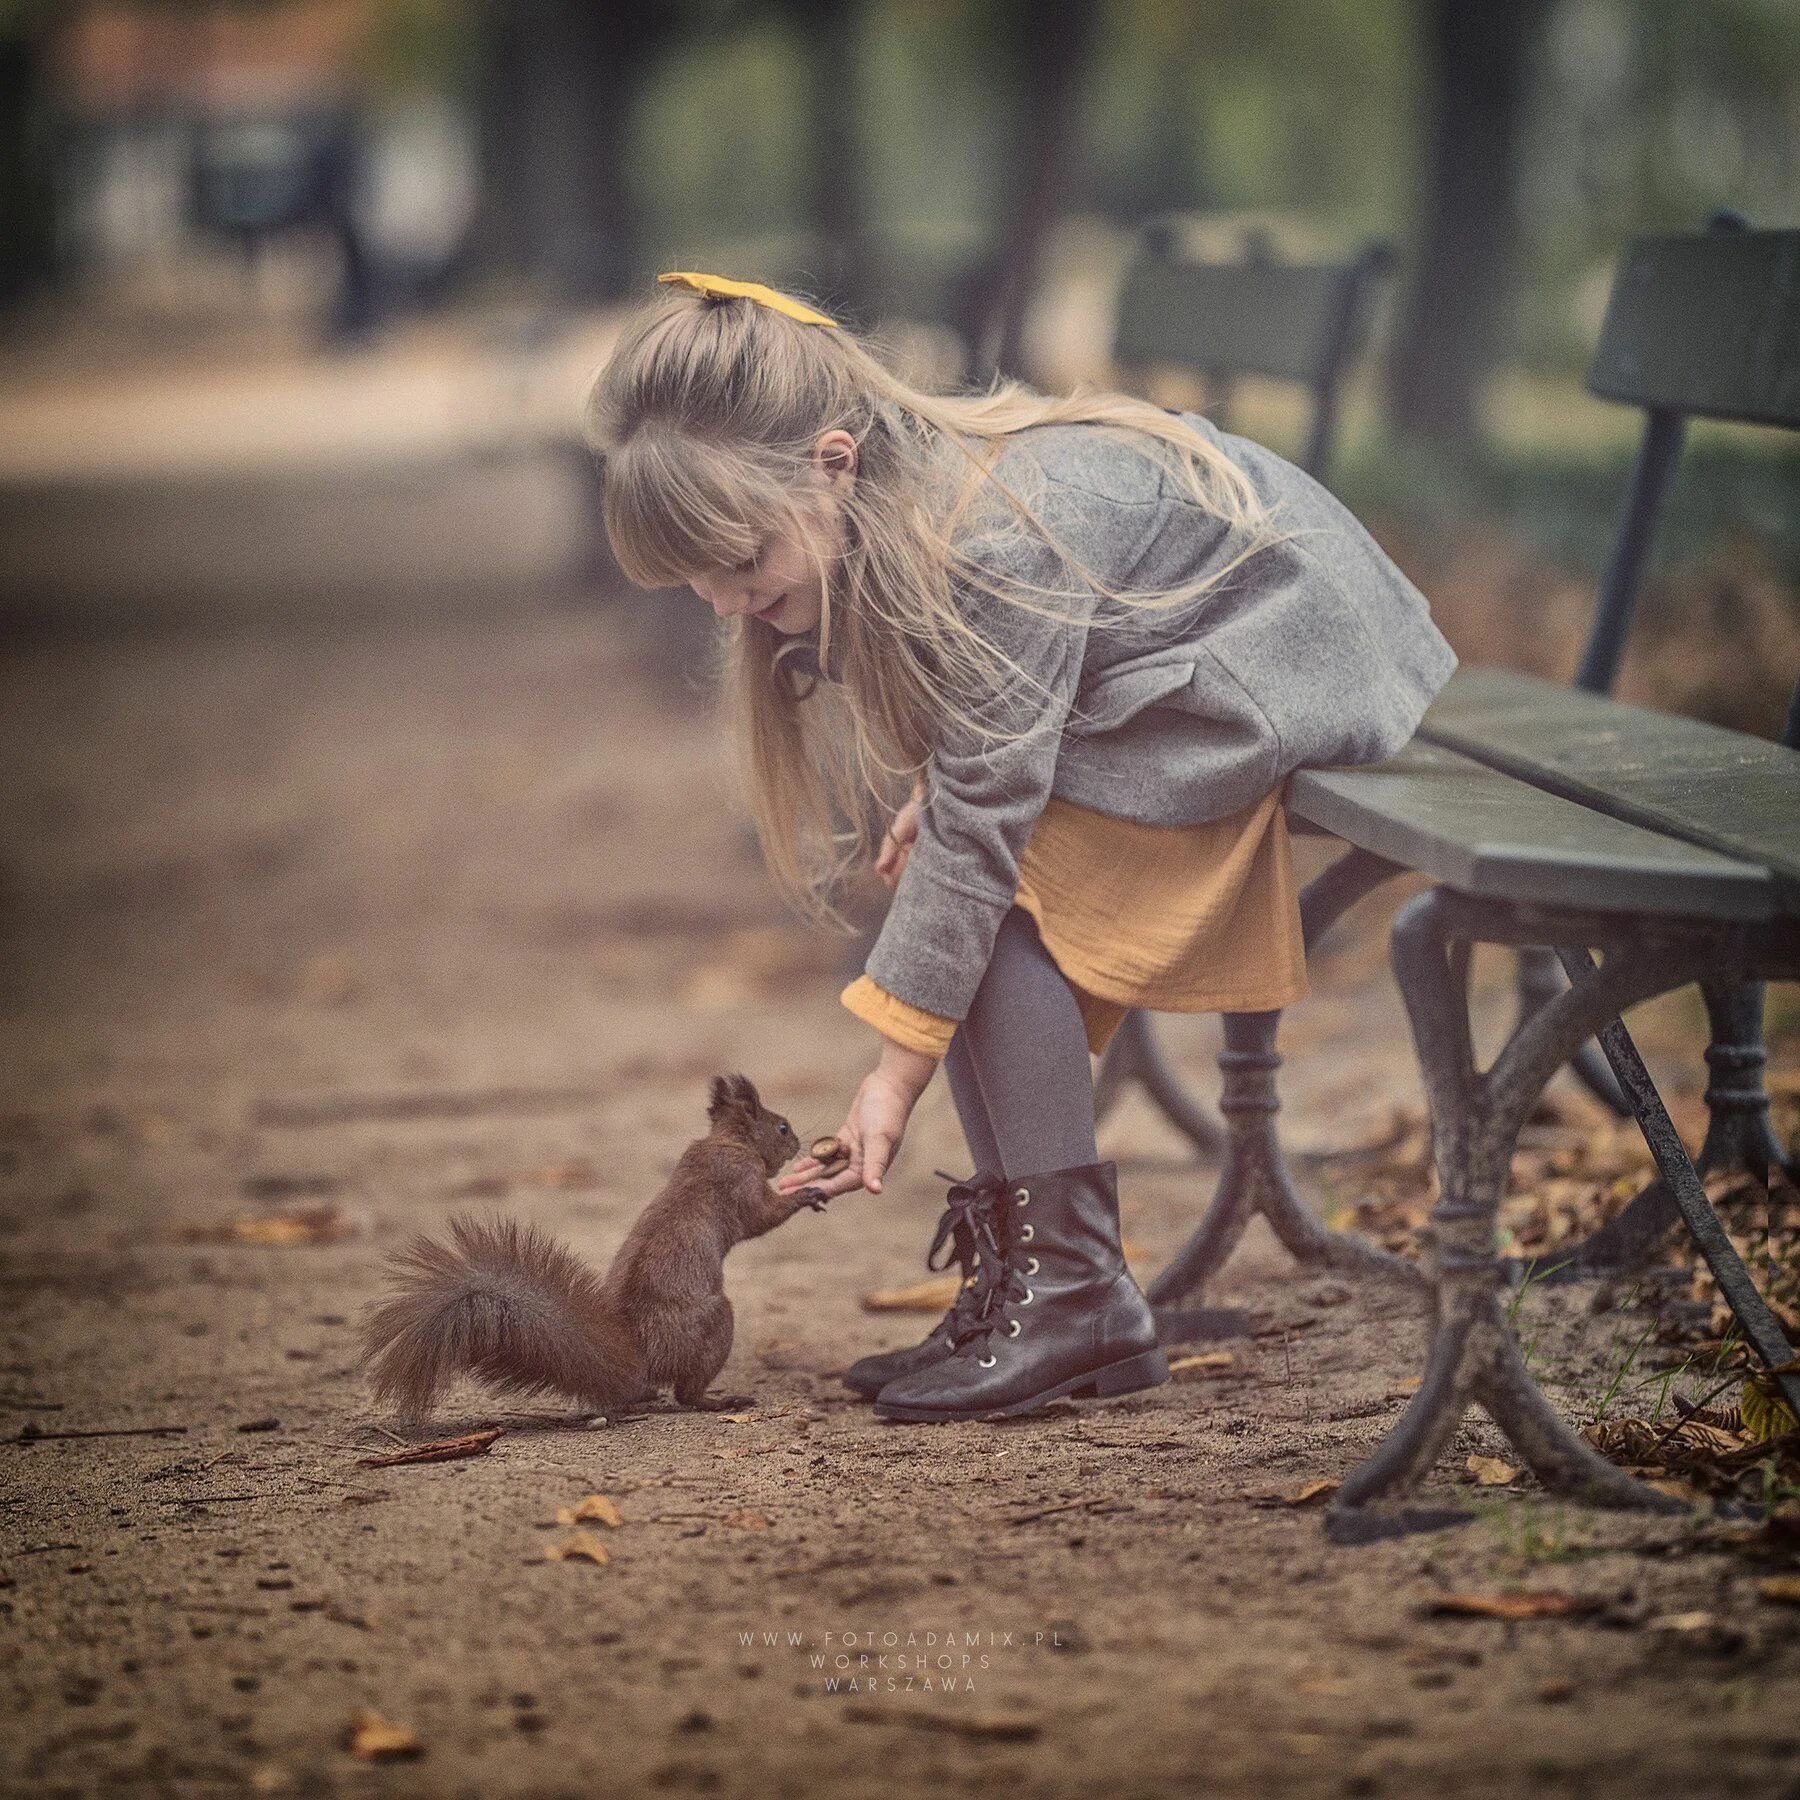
1147, 222, 1800, 1511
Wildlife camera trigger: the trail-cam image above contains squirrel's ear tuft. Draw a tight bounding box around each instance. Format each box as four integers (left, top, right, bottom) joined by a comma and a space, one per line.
708, 1073, 762, 1126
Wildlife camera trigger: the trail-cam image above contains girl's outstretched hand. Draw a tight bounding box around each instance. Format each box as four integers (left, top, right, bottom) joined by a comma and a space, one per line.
775, 1042, 936, 1198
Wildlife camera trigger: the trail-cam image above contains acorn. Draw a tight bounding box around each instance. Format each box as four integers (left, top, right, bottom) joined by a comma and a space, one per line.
810, 1135, 850, 1170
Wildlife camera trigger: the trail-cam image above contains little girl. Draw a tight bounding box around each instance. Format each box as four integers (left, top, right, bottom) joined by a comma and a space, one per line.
588, 269, 1457, 1424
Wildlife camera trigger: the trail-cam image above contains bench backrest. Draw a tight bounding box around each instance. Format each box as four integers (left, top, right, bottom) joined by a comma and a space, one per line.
1576, 215, 1800, 697
1111, 226, 1394, 484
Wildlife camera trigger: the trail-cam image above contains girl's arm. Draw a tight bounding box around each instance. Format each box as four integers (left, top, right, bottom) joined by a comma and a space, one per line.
860, 522, 1099, 1023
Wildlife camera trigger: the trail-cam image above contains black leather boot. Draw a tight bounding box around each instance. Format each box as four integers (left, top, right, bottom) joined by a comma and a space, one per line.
872, 1160, 1168, 1422
841, 1171, 1004, 1399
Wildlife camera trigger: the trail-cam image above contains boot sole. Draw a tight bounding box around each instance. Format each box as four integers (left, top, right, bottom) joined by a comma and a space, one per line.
872, 1347, 1170, 1423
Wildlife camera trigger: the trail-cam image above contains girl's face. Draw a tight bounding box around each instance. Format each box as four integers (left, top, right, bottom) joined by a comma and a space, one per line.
684, 431, 855, 637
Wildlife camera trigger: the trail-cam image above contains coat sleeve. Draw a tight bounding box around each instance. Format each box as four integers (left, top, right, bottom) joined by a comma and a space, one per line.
860, 527, 1096, 1024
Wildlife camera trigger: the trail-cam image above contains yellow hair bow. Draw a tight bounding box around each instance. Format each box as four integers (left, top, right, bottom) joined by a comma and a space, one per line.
657, 270, 840, 328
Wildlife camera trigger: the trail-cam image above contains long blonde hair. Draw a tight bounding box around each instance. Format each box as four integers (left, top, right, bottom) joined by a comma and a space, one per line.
586, 285, 1282, 927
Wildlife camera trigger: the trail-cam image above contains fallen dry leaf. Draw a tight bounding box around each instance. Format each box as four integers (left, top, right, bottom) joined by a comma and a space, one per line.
356, 1428, 502, 1469
723, 1508, 770, 1532
1282, 1479, 1339, 1507
177, 1204, 355, 1247
1758, 1576, 1800, 1607
345, 1709, 421, 1760
545, 1531, 611, 1565
1466, 1455, 1520, 1487
1425, 1591, 1602, 1621
1169, 1351, 1237, 1379
861, 1274, 963, 1313
1741, 1370, 1800, 1444
554, 1494, 623, 1528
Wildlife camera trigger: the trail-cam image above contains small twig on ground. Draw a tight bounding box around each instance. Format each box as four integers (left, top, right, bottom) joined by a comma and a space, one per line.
356, 1428, 503, 1468
11, 1423, 188, 1443
1005, 1495, 1121, 1527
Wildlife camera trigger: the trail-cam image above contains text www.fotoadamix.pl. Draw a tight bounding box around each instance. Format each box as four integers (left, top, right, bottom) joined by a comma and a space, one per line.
737, 1628, 1068, 1694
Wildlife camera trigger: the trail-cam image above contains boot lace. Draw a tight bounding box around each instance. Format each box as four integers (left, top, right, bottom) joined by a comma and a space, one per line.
926, 1171, 1004, 1326
948, 1187, 1036, 1357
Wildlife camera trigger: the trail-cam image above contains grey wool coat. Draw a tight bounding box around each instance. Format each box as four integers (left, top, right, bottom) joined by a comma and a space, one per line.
799, 411, 1457, 1026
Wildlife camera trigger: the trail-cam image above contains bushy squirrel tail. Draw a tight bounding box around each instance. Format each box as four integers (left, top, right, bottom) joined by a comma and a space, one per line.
360, 1214, 644, 1418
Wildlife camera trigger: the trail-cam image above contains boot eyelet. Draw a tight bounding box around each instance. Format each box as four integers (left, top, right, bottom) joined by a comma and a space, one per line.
978, 1353, 997, 1368
1006, 1319, 1021, 1338
1026, 1256, 1039, 1275
1019, 1287, 1035, 1305
1013, 1187, 1030, 1205
1019, 1223, 1034, 1242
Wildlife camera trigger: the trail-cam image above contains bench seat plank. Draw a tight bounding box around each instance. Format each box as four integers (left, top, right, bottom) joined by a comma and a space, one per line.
1418, 668, 1800, 898
1288, 741, 1776, 920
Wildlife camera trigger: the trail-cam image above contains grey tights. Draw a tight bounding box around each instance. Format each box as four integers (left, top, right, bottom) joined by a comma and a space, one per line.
940, 906, 1100, 1182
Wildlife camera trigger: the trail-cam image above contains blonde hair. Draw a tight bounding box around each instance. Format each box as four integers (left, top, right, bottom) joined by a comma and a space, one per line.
586, 285, 1283, 927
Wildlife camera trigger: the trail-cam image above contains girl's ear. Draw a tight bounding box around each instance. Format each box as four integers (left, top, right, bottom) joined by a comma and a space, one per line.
812, 429, 858, 487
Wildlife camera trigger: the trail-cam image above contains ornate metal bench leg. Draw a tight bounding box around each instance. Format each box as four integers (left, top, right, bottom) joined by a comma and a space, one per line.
1337, 891, 1687, 1513
1093, 1009, 1225, 1156
1146, 848, 1419, 1326
1131, 1010, 1228, 1155
1150, 1010, 1422, 1318
1695, 979, 1795, 1179
1525, 977, 1793, 1285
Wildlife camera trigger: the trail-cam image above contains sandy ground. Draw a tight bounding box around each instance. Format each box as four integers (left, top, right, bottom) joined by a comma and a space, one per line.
3, 603, 1797, 1800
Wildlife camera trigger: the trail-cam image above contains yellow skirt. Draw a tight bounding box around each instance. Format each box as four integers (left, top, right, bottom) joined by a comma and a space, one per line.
842, 788, 1309, 1057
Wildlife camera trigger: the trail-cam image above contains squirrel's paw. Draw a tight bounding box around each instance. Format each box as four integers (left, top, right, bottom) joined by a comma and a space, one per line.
794, 1186, 831, 1212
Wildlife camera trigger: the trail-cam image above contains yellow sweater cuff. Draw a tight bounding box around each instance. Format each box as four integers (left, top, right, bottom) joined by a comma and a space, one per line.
839, 973, 957, 1058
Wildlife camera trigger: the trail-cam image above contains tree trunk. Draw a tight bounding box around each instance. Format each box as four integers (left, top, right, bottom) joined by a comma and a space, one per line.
0, 24, 55, 314
981, 0, 1097, 384
473, 0, 658, 303
781, 0, 868, 322
1386, 0, 1551, 447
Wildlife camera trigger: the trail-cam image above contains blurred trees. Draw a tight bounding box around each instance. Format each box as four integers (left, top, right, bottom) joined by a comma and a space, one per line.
7, 0, 1798, 448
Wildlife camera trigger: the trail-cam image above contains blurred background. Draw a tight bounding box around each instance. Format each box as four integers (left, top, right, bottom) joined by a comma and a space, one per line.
0, 0, 1795, 734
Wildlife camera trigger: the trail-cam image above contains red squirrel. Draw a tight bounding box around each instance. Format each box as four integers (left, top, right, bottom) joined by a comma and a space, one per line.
360, 1075, 830, 1417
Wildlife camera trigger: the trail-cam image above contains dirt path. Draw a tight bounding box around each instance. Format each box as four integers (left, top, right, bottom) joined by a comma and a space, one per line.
2, 609, 1796, 1799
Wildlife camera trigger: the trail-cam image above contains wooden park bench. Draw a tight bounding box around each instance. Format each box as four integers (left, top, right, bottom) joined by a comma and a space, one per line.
1146, 222, 1800, 1519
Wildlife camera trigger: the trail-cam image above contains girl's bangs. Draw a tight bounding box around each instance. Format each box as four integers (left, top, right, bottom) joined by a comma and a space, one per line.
602, 432, 788, 590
